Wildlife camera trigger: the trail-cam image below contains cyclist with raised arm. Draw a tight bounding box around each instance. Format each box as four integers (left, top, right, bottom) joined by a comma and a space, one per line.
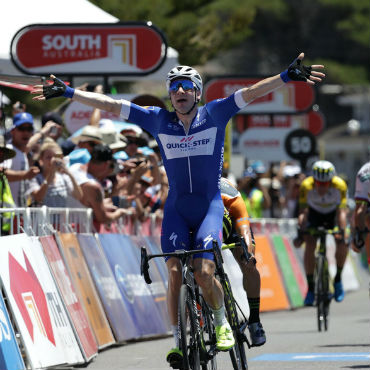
294, 160, 348, 305
351, 162, 370, 268
221, 177, 266, 346
31, 53, 324, 368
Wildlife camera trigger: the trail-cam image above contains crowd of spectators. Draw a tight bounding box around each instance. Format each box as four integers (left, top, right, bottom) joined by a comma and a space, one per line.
0, 98, 168, 230
0, 96, 351, 229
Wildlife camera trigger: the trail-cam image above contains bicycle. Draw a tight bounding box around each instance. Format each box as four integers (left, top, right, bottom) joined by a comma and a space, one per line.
305, 227, 342, 332
141, 237, 251, 370
141, 247, 217, 370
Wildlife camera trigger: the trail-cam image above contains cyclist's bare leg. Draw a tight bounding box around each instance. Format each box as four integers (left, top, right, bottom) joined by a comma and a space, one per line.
335, 239, 348, 269
193, 258, 224, 309
166, 257, 183, 325
232, 247, 260, 297
193, 257, 235, 350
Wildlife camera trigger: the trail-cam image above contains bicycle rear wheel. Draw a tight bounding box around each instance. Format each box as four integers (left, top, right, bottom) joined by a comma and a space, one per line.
180, 284, 201, 370
223, 275, 248, 370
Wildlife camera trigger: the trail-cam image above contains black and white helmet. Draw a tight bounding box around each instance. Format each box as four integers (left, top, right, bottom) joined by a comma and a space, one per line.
166, 65, 203, 95
312, 160, 336, 182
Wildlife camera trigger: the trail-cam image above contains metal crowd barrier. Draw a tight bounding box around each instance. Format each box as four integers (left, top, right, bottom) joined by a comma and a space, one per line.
0, 207, 298, 238
0, 207, 93, 236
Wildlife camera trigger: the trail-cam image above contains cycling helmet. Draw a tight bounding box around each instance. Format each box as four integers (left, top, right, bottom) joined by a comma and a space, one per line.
223, 208, 233, 241
166, 65, 203, 95
312, 160, 336, 182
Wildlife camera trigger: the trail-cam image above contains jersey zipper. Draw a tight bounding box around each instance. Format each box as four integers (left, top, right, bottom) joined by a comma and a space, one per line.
180, 120, 193, 193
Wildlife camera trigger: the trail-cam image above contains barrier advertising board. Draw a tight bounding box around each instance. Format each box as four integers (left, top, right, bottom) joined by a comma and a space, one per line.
144, 236, 169, 286
281, 236, 308, 297
254, 235, 290, 311
270, 235, 304, 308
40, 235, 98, 362
0, 290, 25, 370
56, 233, 115, 349
0, 234, 84, 369
221, 249, 250, 318
98, 234, 169, 337
131, 235, 170, 332
77, 233, 139, 341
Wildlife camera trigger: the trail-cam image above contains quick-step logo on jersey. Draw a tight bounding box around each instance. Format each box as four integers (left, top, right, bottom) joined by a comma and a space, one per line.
158, 127, 217, 160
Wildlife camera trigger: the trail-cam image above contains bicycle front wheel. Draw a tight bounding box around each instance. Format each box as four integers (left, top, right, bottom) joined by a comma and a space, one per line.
180, 284, 201, 370
223, 275, 248, 370
315, 256, 329, 332
198, 295, 217, 370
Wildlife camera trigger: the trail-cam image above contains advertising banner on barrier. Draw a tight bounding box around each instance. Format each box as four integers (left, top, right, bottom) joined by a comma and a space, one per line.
131, 235, 170, 332
40, 235, 98, 362
77, 233, 139, 341
99, 234, 169, 337
254, 235, 290, 311
221, 249, 250, 318
281, 236, 308, 297
56, 233, 115, 349
270, 235, 304, 308
0, 234, 84, 369
145, 236, 168, 286
0, 290, 25, 370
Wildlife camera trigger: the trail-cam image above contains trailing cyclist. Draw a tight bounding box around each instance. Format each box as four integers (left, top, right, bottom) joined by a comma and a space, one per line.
351, 161, 370, 269
294, 160, 348, 305
221, 177, 266, 346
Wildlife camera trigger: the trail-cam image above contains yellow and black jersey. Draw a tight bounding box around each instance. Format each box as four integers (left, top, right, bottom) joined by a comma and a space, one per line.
298, 175, 347, 214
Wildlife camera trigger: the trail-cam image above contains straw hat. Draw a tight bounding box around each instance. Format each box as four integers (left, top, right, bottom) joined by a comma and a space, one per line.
71, 125, 103, 145
100, 127, 128, 151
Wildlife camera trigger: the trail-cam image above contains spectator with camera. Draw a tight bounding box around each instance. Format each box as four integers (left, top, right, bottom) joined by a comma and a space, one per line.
2, 112, 40, 206
26, 140, 83, 207
70, 144, 131, 224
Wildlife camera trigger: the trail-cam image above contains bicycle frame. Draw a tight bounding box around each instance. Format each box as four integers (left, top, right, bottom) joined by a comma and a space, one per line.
141, 247, 217, 370
306, 226, 339, 332
141, 238, 251, 370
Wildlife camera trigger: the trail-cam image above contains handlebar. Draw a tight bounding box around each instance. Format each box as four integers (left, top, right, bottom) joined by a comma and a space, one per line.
141, 237, 253, 284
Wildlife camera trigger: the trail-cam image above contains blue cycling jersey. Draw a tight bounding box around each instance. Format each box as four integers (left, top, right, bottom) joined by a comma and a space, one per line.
120, 91, 246, 259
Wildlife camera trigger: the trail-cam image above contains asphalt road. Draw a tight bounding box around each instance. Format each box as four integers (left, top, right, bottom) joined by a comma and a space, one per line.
61, 268, 369, 370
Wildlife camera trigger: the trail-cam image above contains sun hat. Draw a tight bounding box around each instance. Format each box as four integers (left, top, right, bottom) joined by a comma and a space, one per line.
71, 125, 103, 145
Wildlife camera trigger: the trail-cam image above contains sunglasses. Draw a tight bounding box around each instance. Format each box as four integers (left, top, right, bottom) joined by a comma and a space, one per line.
127, 138, 139, 145
169, 79, 195, 92
81, 141, 98, 147
16, 125, 34, 133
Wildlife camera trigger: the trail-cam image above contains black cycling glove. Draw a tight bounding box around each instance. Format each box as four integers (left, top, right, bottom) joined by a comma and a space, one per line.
43, 77, 75, 100
354, 227, 369, 249
281, 57, 312, 83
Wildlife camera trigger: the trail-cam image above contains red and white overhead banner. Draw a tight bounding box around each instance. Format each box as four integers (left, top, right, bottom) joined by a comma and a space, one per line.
235, 110, 325, 135
204, 78, 314, 113
238, 127, 293, 161
0, 234, 84, 369
10, 22, 167, 76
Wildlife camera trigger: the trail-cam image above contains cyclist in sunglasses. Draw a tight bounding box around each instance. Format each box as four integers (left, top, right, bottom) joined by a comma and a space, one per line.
31, 52, 325, 366
294, 160, 348, 305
